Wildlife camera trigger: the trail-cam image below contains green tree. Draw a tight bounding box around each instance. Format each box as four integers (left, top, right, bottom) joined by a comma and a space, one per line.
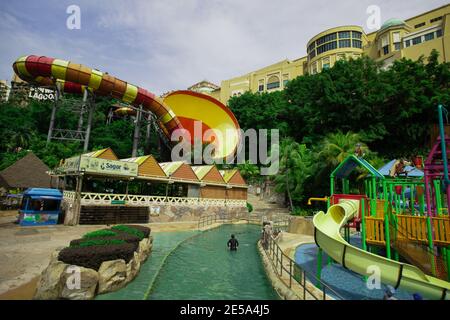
274, 138, 314, 209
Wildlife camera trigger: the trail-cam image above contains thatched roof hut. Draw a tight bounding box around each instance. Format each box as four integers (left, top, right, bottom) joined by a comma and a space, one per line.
0, 152, 57, 192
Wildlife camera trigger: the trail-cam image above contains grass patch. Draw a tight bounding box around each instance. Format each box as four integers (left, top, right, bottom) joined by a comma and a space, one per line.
82, 229, 117, 239
70, 239, 126, 248
111, 225, 145, 240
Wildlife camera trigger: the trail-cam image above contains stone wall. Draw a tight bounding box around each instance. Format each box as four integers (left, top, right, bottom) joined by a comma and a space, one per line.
148, 204, 247, 223
61, 199, 248, 225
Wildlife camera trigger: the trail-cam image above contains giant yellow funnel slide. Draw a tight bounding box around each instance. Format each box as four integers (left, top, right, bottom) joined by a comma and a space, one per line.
313, 200, 450, 300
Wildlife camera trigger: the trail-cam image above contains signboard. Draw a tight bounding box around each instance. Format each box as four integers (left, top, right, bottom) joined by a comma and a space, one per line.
29, 87, 55, 101
59, 156, 81, 173
111, 200, 126, 205
79, 156, 138, 177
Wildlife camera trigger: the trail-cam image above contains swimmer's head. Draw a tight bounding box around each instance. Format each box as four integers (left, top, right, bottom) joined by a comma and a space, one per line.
231, 234, 235, 238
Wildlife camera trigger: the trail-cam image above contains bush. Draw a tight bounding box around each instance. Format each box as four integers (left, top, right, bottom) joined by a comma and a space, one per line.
111, 225, 145, 240
58, 242, 138, 270
82, 229, 117, 239
71, 239, 126, 248
246, 202, 253, 213
291, 207, 314, 217
70, 232, 141, 247
125, 225, 151, 238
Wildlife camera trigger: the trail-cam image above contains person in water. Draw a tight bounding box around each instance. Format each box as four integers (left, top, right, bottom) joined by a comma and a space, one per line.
227, 234, 239, 251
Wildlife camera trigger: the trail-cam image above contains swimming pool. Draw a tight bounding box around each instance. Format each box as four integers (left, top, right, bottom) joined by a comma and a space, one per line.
294, 235, 415, 300
148, 224, 279, 300
98, 224, 278, 300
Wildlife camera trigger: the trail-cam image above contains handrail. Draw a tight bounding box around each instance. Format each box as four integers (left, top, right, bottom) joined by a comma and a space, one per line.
63, 191, 247, 208
261, 233, 345, 300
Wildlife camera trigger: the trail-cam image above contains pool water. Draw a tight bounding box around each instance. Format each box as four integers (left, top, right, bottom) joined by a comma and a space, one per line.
147, 224, 279, 300
295, 235, 415, 300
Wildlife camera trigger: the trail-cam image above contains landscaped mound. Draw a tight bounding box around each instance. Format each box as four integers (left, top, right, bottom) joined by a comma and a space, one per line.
59, 225, 151, 271
35, 224, 153, 300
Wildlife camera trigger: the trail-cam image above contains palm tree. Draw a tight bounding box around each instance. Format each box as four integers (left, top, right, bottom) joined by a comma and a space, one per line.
274, 138, 314, 210
317, 131, 367, 168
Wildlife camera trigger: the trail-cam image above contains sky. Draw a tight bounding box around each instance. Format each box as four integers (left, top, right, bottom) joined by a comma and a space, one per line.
0, 0, 448, 95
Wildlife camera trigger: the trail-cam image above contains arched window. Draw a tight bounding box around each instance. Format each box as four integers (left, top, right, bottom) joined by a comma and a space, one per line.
266, 75, 280, 90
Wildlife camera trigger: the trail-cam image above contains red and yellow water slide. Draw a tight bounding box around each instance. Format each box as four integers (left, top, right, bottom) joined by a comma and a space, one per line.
13, 55, 240, 159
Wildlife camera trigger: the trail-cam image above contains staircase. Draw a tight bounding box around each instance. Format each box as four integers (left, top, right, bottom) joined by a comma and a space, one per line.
247, 193, 291, 222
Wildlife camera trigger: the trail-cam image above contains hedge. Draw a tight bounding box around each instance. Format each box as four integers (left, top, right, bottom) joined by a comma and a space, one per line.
58, 242, 138, 271
70, 232, 141, 247
111, 225, 145, 240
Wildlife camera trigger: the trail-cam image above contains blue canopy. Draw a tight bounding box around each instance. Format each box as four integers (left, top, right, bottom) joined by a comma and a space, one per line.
378, 159, 424, 178
23, 188, 63, 199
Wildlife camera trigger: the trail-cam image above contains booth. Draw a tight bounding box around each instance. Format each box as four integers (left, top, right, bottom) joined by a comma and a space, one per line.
19, 188, 63, 226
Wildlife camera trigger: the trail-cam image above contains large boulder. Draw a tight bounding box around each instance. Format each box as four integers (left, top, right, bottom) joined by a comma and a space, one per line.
97, 259, 127, 294
125, 251, 141, 283
59, 266, 99, 300
34, 261, 68, 300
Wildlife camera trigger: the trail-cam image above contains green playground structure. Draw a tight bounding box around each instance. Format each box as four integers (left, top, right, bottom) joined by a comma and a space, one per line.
310, 106, 450, 300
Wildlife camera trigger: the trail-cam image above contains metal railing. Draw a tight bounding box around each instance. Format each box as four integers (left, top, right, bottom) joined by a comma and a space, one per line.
197, 212, 232, 229
262, 234, 345, 300
63, 191, 247, 208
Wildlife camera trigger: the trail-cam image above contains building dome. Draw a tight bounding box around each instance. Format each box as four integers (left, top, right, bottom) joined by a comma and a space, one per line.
380, 18, 406, 31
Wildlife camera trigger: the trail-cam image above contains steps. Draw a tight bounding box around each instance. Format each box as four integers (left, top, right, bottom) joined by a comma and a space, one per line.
247, 193, 291, 221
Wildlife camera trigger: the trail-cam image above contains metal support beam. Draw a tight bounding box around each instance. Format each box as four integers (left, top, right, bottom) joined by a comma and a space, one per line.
83, 92, 95, 152
46, 83, 60, 145
132, 105, 142, 157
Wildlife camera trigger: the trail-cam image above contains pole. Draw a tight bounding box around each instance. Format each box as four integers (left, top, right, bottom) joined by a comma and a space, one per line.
384, 210, 391, 259
77, 88, 88, 132
132, 105, 142, 157
144, 113, 152, 154
361, 198, 367, 251
83, 92, 95, 152
330, 177, 335, 196
47, 83, 60, 145
316, 247, 323, 289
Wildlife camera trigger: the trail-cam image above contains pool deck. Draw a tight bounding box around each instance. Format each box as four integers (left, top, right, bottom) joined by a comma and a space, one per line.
0, 211, 199, 299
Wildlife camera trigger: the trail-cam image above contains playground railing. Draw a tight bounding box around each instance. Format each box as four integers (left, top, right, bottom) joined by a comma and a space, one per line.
262, 234, 345, 300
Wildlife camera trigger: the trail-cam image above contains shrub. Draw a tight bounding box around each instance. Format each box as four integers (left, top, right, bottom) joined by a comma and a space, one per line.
59, 242, 138, 271
291, 207, 314, 217
82, 229, 117, 239
70, 232, 141, 247
70, 239, 126, 248
125, 225, 151, 238
111, 225, 145, 240
246, 202, 253, 213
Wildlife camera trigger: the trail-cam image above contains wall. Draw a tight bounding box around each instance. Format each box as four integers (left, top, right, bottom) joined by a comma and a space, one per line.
148, 203, 247, 223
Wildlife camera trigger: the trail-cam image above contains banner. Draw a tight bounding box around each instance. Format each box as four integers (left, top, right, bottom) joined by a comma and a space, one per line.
79, 156, 138, 177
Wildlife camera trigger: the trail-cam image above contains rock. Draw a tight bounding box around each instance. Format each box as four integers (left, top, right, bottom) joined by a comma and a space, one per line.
50, 247, 65, 264
60, 266, 99, 300
34, 261, 68, 300
125, 251, 141, 283
97, 259, 127, 294
137, 238, 152, 263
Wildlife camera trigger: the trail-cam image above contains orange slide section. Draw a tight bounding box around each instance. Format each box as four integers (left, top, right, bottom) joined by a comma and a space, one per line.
13, 55, 240, 159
